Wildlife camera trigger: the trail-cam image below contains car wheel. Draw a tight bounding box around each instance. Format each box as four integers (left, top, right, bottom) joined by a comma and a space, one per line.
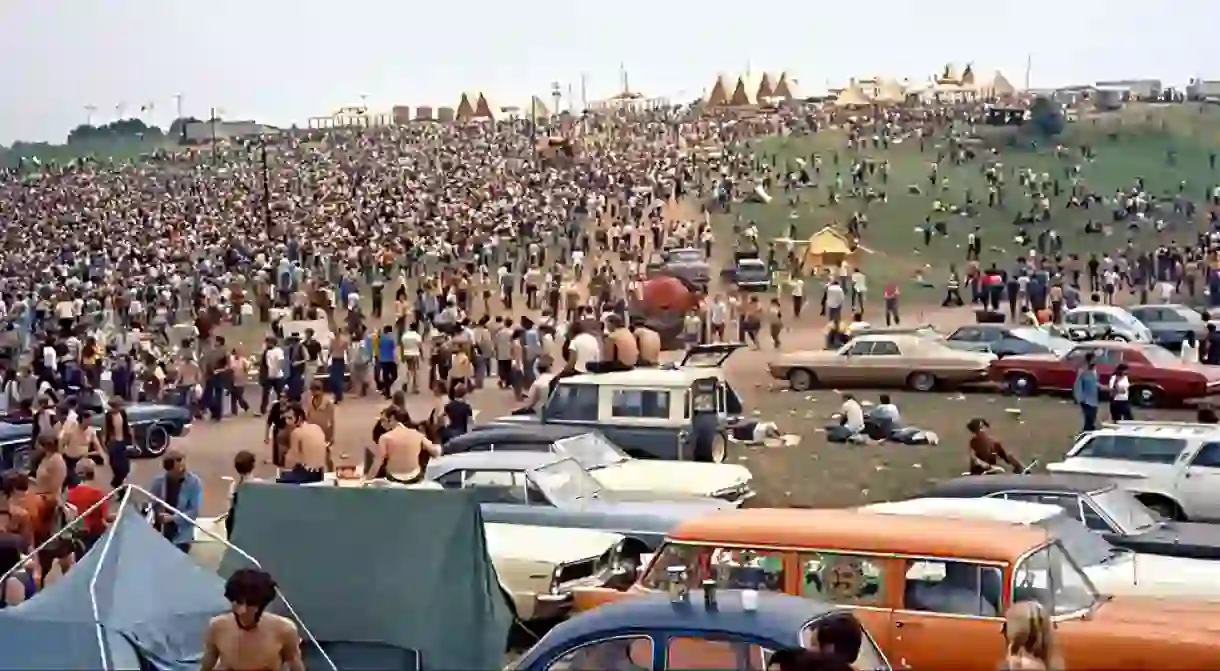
906, 371, 937, 392
1140, 495, 1186, 521
142, 424, 171, 458
711, 434, 728, 464
1131, 386, 1161, 408
787, 369, 817, 392
1005, 373, 1037, 396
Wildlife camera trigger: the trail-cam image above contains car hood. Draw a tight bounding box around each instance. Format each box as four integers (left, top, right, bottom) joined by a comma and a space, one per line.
593, 460, 751, 499
1046, 459, 1151, 480
998, 352, 1061, 364
1087, 553, 1220, 600
577, 496, 732, 526
1118, 522, 1220, 560
1087, 593, 1220, 630
484, 523, 621, 563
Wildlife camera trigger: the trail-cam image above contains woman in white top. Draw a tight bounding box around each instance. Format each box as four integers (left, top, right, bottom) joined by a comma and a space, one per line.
1108, 363, 1134, 421
1181, 332, 1200, 364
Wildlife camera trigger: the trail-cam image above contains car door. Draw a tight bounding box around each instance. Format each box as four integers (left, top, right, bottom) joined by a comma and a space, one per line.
1175, 442, 1220, 521
888, 558, 1006, 670
1047, 347, 1093, 390
819, 340, 874, 385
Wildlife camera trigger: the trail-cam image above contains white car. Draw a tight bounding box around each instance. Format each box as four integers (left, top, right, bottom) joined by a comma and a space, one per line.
862, 498, 1220, 601
448, 427, 754, 504
1063, 305, 1154, 343
1047, 421, 1220, 521
191, 478, 629, 621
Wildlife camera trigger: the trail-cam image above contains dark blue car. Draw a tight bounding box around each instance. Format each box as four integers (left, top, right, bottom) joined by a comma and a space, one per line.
512, 590, 891, 671
0, 390, 192, 470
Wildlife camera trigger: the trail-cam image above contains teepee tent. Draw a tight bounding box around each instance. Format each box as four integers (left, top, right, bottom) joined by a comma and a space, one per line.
960, 64, 976, 87
874, 78, 907, 104
834, 81, 871, 107
773, 72, 798, 99
474, 93, 501, 121
757, 73, 778, 100
524, 95, 551, 121
989, 71, 1016, 96
703, 74, 733, 106
729, 74, 760, 106
456, 92, 479, 121
939, 63, 960, 83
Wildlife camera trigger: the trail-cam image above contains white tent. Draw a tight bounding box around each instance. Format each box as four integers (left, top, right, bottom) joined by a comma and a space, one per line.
703, 74, 733, 106
729, 74, 760, 106
834, 81, 871, 107
874, 78, 907, 104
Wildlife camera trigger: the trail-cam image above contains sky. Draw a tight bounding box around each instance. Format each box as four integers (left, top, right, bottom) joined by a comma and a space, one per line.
1, 0, 1218, 144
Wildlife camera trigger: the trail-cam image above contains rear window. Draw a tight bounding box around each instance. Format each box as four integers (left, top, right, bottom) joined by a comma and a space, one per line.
1074, 434, 1186, 464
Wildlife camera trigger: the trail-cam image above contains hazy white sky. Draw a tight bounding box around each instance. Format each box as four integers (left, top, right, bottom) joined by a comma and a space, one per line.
1, 0, 1216, 144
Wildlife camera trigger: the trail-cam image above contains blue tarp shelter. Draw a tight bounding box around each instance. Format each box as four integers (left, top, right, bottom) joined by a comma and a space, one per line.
0, 508, 231, 671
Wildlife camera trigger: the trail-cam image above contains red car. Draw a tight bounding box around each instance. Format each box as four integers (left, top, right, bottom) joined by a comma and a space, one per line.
988, 341, 1220, 407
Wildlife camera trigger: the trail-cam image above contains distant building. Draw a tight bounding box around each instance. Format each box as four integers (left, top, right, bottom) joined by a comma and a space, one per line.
182, 120, 279, 143
1187, 79, 1220, 101
1095, 79, 1162, 100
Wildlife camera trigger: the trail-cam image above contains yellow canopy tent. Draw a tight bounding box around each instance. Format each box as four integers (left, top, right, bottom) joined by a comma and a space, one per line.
874, 78, 907, 104
834, 81, 871, 107
800, 227, 859, 273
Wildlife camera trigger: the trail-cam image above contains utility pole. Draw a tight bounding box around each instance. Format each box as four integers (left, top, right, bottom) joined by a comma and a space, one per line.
1024, 54, 1032, 91
567, 82, 574, 114
580, 73, 588, 112
84, 105, 97, 126
174, 94, 185, 141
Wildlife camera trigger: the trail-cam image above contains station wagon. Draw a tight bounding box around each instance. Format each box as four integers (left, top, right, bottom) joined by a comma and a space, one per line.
572, 508, 1220, 670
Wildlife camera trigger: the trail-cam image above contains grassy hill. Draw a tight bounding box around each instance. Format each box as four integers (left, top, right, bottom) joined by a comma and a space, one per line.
721, 103, 1220, 297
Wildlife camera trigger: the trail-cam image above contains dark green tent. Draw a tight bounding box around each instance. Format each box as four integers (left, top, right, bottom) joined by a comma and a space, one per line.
220, 484, 512, 671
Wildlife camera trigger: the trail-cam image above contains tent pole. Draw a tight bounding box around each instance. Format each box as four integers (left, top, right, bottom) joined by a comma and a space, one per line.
90, 484, 137, 671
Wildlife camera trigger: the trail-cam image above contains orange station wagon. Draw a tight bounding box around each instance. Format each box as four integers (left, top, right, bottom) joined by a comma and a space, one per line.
573, 508, 1220, 670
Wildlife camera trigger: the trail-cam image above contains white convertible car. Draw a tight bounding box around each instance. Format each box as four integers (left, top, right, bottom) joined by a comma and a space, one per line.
192, 477, 630, 621
862, 497, 1220, 601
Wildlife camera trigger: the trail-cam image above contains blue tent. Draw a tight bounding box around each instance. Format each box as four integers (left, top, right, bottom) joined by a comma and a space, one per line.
0, 509, 231, 671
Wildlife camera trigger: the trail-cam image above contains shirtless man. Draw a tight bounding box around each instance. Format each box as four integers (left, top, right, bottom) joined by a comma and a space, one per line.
59, 408, 103, 486
277, 405, 328, 484
304, 381, 335, 445
633, 325, 662, 367
589, 315, 637, 372
365, 406, 441, 484
202, 569, 304, 671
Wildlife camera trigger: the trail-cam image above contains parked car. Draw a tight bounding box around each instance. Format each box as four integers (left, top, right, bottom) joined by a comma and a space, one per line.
491, 343, 765, 463
843, 324, 941, 342
989, 340, 1220, 406
919, 474, 1220, 560
718, 253, 771, 291
191, 485, 631, 622
862, 497, 1220, 601
426, 452, 730, 563
1062, 305, 1154, 343
944, 324, 1074, 358
646, 247, 711, 291
1047, 420, 1220, 521
768, 334, 993, 392
513, 590, 892, 671
0, 388, 192, 463
569, 507, 1220, 669
1127, 304, 1210, 352
453, 425, 754, 505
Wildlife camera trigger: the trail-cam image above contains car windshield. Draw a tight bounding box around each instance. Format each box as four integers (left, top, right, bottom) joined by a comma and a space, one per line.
1092, 487, 1160, 533
554, 432, 629, 469
528, 458, 603, 502
669, 249, 705, 263
1013, 541, 1101, 616
1036, 511, 1116, 568
1011, 328, 1073, 353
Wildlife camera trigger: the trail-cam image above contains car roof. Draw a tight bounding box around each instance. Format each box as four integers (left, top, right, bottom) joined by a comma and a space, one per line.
860, 498, 1062, 525
427, 451, 566, 473
458, 424, 591, 445
921, 474, 1114, 498
560, 367, 720, 387
0, 422, 31, 439
1130, 303, 1192, 312
1077, 421, 1220, 440
1069, 305, 1131, 315
668, 508, 1047, 563
531, 590, 834, 650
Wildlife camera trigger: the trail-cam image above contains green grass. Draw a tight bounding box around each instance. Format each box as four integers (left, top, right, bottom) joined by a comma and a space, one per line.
717, 104, 1220, 296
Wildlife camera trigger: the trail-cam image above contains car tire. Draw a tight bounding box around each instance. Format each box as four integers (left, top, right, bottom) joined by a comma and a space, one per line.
711, 434, 728, 464
142, 424, 171, 458
1005, 372, 1037, 396
788, 369, 817, 392
906, 372, 937, 392
1130, 386, 1161, 408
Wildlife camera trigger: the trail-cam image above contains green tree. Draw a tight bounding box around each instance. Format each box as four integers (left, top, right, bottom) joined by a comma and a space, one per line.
1028, 96, 1065, 137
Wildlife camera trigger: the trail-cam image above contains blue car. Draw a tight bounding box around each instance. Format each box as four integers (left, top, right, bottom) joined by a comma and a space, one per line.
512, 589, 891, 671
0, 389, 192, 469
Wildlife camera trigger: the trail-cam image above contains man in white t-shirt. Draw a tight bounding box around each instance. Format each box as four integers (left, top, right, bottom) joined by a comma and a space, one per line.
400, 326, 423, 393
259, 338, 285, 415
569, 324, 601, 373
